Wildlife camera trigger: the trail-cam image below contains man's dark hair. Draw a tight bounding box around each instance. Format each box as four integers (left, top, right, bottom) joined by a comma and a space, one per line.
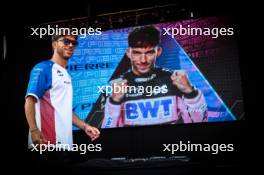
52, 34, 78, 42
128, 26, 160, 47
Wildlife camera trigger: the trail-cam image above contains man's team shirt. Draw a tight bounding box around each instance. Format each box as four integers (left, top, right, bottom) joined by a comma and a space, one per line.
26, 60, 73, 147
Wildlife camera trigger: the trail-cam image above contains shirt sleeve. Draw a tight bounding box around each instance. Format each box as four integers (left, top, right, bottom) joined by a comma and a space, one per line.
178, 89, 208, 123
101, 97, 122, 128
25, 62, 52, 101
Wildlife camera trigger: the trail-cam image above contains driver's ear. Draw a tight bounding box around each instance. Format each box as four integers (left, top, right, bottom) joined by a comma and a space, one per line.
52, 41, 57, 50
126, 48, 132, 59
156, 47, 162, 57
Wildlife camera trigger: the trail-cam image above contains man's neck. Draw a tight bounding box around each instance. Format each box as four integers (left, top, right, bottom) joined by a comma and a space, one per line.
51, 53, 67, 68
131, 66, 155, 76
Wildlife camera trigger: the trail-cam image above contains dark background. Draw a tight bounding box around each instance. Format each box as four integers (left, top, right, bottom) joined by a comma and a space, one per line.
3, 0, 248, 174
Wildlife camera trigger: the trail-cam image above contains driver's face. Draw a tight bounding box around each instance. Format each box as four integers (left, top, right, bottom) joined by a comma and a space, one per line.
54, 35, 78, 59
127, 46, 162, 75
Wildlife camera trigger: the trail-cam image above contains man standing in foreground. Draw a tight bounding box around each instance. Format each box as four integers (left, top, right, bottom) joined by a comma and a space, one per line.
25, 34, 100, 151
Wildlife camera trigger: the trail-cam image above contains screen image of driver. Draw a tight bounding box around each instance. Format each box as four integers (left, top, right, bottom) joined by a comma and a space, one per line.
101, 26, 208, 128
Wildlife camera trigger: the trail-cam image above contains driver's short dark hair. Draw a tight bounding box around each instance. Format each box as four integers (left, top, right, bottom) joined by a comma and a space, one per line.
128, 25, 160, 48
52, 34, 78, 42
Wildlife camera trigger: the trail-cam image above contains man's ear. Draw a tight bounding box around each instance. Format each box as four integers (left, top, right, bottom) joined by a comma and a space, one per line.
52, 41, 57, 50
156, 47, 162, 57
126, 48, 131, 59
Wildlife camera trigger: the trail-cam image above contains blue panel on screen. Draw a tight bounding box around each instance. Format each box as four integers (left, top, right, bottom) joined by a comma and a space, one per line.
156, 30, 236, 121
68, 32, 128, 129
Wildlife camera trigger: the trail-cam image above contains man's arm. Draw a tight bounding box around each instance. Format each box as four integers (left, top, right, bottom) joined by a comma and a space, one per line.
72, 112, 100, 141
171, 70, 208, 123
101, 97, 123, 128
24, 96, 47, 144
181, 90, 208, 122
25, 96, 37, 130
101, 78, 127, 128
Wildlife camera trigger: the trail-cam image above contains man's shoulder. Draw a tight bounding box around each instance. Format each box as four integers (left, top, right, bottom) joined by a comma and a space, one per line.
111, 70, 132, 81
34, 60, 53, 67
30, 60, 54, 77
32, 60, 54, 70
154, 67, 174, 76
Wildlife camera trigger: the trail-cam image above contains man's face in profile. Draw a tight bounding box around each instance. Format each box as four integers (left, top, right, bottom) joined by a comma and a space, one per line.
127, 46, 162, 76
53, 35, 78, 59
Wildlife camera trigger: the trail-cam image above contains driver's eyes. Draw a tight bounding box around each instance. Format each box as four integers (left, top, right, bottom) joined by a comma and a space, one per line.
62, 39, 78, 46
132, 52, 141, 55
146, 51, 155, 55
131, 51, 156, 58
